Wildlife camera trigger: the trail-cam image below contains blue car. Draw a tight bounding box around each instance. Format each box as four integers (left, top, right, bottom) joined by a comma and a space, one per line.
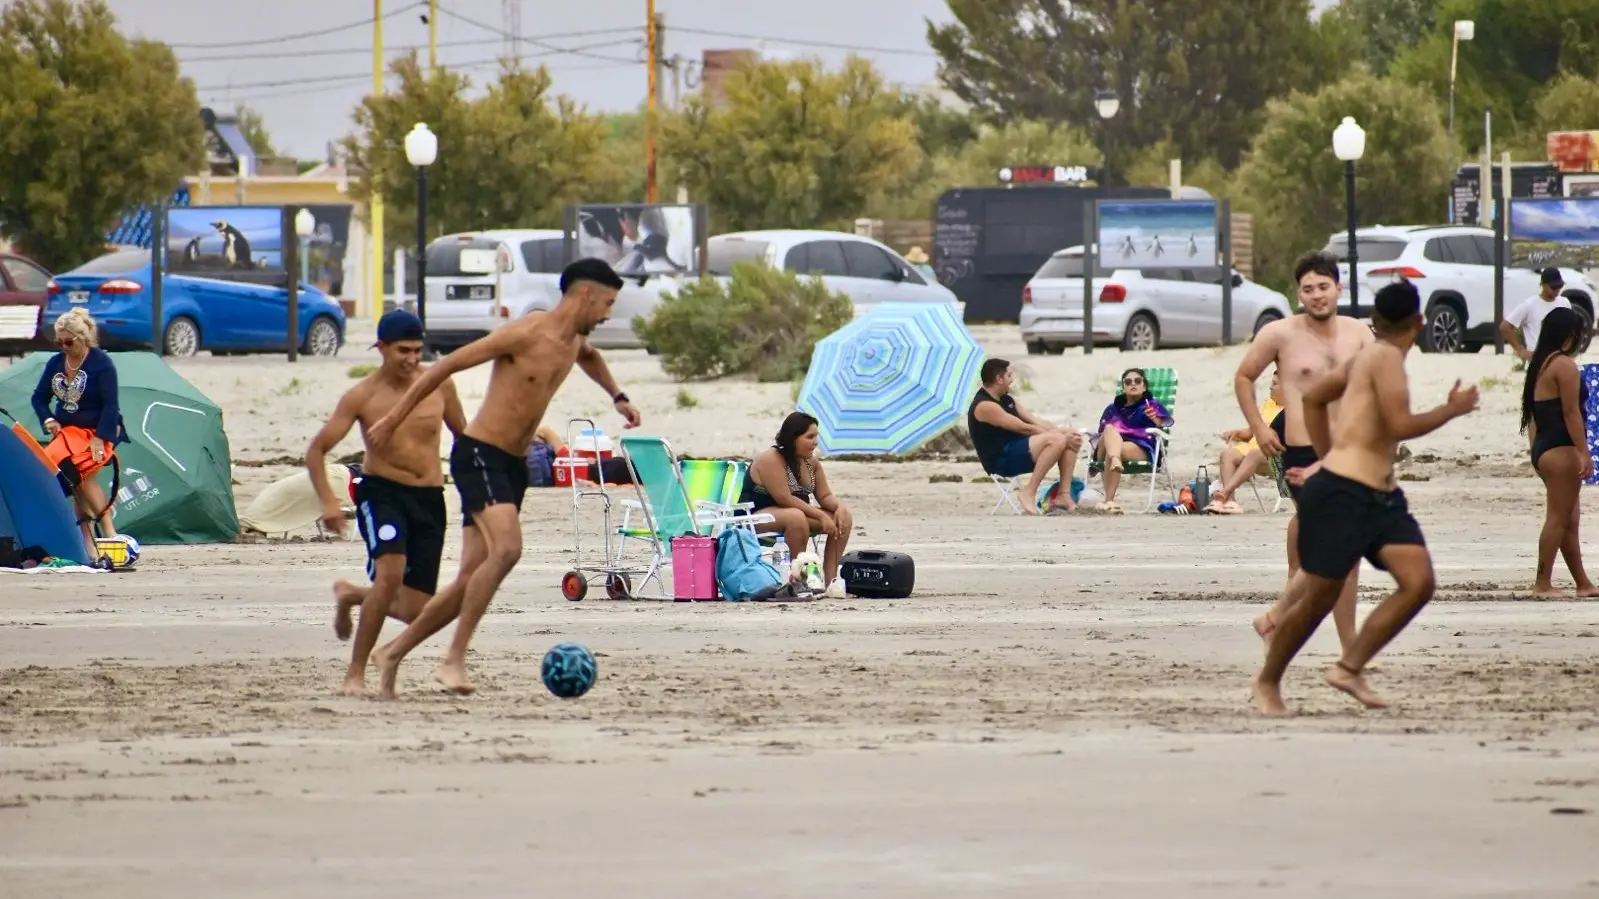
45, 248, 346, 357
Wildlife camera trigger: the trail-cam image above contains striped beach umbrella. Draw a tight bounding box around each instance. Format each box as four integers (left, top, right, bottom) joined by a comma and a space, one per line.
796, 302, 982, 456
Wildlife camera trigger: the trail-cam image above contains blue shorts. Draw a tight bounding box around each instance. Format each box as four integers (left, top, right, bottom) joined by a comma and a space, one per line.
991, 437, 1034, 477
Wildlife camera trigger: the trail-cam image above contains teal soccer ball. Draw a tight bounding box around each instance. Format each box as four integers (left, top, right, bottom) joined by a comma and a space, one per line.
541, 642, 598, 699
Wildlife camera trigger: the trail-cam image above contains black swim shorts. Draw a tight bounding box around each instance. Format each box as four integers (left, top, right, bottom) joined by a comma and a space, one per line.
353, 473, 447, 594
1280, 444, 1319, 505
1295, 469, 1426, 580
449, 434, 529, 527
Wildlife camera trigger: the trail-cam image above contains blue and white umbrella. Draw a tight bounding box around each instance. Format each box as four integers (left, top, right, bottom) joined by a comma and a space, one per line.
796, 302, 983, 455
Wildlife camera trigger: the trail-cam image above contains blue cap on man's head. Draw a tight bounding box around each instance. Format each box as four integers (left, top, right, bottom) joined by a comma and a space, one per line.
374, 309, 424, 345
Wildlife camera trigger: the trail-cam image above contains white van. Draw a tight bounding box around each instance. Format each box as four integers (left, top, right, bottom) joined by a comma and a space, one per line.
424, 228, 674, 351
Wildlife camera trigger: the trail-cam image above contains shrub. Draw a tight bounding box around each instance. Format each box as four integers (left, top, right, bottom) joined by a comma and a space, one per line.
635, 261, 854, 382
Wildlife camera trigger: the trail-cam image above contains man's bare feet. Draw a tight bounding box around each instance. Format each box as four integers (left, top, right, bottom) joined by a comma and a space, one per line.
434, 662, 476, 695
373, 646, 401, 701
1020, 503, 1042, 516
1530, 584, 1569, 598
336, 676, 369, 698
333, 580, 363, 641
1576, 585, 1599, 598
1325, 662, 1388, 709
1252, 676, 1292, 717
1252, 610, 1276, 643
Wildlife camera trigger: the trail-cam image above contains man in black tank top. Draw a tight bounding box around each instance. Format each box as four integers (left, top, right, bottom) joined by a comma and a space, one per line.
968, 358, 1081, 514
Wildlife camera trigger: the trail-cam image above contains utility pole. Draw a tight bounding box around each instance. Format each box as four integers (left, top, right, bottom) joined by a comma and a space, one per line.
371, 0, 386, 325
645, 0, 658, 203
428, 0, 438, 71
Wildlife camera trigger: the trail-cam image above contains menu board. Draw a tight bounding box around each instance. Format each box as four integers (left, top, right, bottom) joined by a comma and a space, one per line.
933, 197, 981, 285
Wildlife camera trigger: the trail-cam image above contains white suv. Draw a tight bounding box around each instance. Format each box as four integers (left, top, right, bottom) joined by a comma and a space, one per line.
1323, 225, 1597, 353
424, 229, 677, 351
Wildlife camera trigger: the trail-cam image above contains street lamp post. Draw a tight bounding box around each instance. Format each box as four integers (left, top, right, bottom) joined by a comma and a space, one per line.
1094, 89, 1119, 185
1447, 20, 1475, 223
404, 122, 438, 346
294, 208, 315, 285
1332, 116, 1366, 315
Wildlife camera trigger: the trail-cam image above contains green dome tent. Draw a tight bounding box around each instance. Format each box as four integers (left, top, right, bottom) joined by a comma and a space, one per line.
0, 351, 237, 544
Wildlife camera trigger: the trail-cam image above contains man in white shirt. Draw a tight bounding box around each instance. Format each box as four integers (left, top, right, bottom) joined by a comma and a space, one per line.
1501, 268, 1571, 360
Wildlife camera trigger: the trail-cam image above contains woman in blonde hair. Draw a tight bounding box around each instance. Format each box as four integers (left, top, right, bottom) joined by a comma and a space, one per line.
29, 307, 125, 553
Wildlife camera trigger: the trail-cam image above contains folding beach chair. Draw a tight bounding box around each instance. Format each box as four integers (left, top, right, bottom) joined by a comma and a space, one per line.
614, 437, 771, 599
980, 464, 1026, 515
1086, 366, 1180, 513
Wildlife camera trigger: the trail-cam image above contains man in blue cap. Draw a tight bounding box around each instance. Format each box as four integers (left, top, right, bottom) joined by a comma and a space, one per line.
367, 258, 642, 699
305, 308, 467, 697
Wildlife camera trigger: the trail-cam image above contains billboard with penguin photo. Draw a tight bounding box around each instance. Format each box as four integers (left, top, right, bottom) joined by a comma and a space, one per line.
163, 206, 290, 286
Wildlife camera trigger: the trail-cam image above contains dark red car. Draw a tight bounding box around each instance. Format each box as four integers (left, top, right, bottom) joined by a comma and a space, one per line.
0, 251, 51, 355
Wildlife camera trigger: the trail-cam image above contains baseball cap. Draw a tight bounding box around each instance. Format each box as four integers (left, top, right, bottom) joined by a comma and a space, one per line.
374, 309, 424, 346
1541, 267, 1565, 288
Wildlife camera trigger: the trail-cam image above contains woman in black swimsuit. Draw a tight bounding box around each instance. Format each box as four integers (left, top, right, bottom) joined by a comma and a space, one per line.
741, 411, 854, 590
1520, 306, 1599, 597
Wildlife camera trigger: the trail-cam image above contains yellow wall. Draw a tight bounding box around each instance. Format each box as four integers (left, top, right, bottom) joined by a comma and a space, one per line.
183, 176, 353, 207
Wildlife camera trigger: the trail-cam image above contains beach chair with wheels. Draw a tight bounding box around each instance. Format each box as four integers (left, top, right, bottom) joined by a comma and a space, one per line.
610, 437, 772, 599
1086, 366, 1180, 513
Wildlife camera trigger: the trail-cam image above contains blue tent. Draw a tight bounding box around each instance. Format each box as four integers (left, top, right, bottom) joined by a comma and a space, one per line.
0, 427, 88, 564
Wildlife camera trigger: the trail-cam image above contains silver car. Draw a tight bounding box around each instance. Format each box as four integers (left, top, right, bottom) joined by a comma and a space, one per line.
1018, 246, 1293, 353
705, 229, 960, 313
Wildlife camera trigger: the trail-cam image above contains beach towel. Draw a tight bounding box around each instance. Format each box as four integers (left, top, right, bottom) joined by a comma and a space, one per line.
1582, 363, 1599, 485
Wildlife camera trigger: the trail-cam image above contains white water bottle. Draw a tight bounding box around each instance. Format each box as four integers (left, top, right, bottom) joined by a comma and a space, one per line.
772, 543, 790, 575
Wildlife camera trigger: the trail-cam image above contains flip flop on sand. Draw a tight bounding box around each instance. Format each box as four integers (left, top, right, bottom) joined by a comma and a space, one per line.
1096, 501, 1124, 515
1204, 498, 1244, 515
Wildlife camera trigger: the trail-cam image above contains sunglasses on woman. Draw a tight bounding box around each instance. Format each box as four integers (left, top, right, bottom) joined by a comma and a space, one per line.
1123, 377, 1144, 386
57, 337, 77, 348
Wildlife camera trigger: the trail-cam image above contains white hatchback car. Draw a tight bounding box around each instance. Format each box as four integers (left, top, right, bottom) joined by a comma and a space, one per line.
1018, 246, 1293, 353
423, 228, 678, 351
705, 230, 959, 313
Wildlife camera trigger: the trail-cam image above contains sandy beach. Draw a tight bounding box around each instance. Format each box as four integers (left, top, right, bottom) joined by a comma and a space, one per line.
2, 325, 1597, 898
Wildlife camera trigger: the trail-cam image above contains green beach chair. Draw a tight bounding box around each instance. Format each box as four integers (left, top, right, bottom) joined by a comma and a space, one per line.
1087, 366, 1179, 513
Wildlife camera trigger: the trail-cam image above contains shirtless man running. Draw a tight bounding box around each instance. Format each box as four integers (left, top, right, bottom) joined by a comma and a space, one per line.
1253, 281, 1477, 716
305, 309, 466, 696
365, 258, 641, 699
1233, 251, 1374, 652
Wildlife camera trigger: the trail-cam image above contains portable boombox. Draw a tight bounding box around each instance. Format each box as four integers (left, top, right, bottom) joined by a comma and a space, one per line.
839, 550, 915, 599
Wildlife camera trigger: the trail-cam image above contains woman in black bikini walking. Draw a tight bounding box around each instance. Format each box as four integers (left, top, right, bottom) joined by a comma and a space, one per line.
1520, 306, 1599, 597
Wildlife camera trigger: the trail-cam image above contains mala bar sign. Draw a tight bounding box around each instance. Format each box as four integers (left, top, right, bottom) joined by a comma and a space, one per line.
998, 165, 1098, 185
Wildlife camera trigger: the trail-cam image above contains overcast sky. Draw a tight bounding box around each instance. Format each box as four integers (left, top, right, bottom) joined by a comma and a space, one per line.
102, 0, 1336, 160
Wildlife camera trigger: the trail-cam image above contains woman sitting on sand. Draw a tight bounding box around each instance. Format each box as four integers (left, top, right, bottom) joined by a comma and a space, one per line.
1090, 367, 1174, 514
740, 411, 853, 596
1519, 306, 1599, 597
29, 307, 126, 556
1205, 370, 1284, 514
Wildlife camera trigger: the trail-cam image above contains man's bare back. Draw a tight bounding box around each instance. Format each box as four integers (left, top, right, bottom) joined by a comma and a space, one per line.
1313, 344, 1407, 491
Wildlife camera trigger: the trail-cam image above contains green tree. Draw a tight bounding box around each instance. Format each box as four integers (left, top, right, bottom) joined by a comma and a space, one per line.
1503, 73, 1599, 158
0, 0, 202, 271
1233, 71, 1453, 289
660, 56, 922, 232
1119, 139, 1233, 197
1320, 0, 1444, 76
342, 53, 611, 241
1388, 0, 1599, 152
927, 0, 1330, 171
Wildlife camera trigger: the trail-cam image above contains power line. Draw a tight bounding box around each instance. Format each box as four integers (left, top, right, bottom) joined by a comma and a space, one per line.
191, 39, 639, 93
436, 6, 639, 64
164, 2, 423, 50
667, 26, 938, 58
212, 59, 638, 105
174, 27, 639, 63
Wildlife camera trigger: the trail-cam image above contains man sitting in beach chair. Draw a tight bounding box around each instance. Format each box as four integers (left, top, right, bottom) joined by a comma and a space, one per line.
1205, 370, 1283, 514
968, 357, 1083, 515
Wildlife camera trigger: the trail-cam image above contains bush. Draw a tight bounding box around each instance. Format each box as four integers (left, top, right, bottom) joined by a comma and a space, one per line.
635, 261, 854, 382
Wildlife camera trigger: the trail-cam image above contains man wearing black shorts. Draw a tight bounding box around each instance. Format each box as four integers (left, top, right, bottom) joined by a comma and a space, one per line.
306, 309, 467, 697
366, 259, 642, 698
1252, 281, 1478, 716
1233, 251, 1375, 651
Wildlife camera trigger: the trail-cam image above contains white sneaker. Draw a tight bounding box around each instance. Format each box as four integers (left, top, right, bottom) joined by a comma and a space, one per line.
824, 579, 847, 599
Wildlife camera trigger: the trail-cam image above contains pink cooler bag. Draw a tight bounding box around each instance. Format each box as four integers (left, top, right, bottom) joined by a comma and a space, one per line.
671, 536, 719, 602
